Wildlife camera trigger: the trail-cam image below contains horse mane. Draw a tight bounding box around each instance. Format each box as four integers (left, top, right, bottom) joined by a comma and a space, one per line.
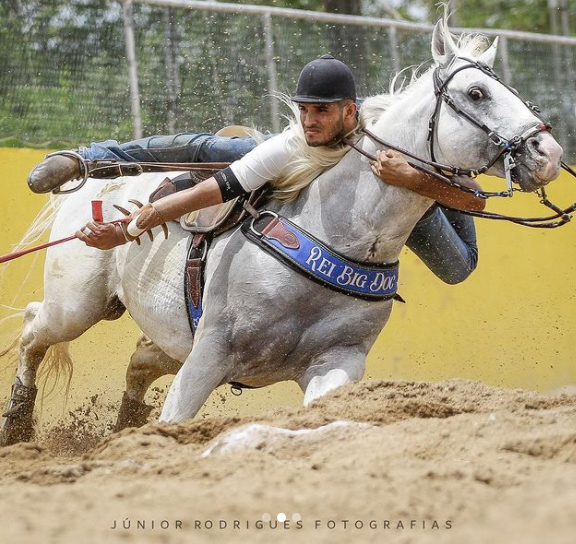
270, 21, 491, 202
360, 28, 492, 127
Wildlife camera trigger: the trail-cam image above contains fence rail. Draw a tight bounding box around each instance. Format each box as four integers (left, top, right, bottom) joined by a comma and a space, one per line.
1, 0, 575, 159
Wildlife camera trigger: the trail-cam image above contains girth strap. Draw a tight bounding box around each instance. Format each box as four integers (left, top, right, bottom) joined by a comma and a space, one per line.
242, 211, 401, 302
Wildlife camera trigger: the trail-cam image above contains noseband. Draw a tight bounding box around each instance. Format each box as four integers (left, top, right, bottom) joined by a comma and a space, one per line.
347, 57, 576, 228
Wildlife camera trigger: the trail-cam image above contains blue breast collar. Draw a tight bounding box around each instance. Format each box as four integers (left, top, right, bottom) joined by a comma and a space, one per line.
241, 211, 400, 301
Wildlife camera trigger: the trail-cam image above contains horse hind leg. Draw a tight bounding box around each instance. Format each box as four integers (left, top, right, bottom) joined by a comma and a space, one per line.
1, 302, 71, 446
113, 334, 182, 432
1, 295, 106, 447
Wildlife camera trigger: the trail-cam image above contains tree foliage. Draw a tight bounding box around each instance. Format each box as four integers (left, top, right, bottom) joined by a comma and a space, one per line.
223, 0, 576, 35
1, 0, 575, 149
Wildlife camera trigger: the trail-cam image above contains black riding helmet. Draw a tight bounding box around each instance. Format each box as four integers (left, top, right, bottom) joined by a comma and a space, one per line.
292, 54, 357, 103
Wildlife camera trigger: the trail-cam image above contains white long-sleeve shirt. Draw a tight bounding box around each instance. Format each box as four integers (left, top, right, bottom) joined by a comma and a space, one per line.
228, 130, 294, 192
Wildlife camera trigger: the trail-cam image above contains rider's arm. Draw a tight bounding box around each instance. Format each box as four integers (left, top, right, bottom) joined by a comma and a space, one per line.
371, 150, 486, 212
127, 133, 293, 235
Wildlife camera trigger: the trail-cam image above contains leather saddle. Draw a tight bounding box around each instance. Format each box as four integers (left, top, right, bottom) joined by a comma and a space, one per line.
148, 170, 269, 236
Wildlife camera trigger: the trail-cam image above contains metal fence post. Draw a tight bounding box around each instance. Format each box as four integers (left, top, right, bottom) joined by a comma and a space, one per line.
499, 36, 512, 86
388, 24, 401, 76
263, 12, 280, 133
122, 0, 143, 139
164, 8, 181, 133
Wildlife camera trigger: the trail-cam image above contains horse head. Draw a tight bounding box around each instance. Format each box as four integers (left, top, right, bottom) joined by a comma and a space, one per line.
430, 20, 563, 192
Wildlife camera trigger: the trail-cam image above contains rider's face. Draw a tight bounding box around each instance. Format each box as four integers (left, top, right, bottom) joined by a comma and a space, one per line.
298, 101, 357, 147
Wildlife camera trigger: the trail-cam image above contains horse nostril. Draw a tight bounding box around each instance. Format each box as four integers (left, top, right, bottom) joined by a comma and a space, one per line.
530, 138, 540, 152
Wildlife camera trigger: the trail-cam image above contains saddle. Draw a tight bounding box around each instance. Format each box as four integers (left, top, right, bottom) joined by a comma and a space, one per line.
148, 168, 270, 334
87, 125, 269, 336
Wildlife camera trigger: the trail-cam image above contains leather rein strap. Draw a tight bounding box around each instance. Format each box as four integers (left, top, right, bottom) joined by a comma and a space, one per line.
347, 133, 574, 229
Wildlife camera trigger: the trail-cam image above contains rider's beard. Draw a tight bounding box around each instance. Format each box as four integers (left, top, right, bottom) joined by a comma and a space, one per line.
305, 116, 346, 147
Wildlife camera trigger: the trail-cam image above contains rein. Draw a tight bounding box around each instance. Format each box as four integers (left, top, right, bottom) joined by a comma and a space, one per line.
347, 58, 576, 229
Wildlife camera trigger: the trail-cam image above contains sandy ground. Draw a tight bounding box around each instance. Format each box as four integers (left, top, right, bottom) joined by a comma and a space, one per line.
0, 378, 575, 544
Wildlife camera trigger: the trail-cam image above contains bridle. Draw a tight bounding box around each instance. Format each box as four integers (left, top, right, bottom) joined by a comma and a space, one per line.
429, 58, 551, 191
347, 56, 576, 228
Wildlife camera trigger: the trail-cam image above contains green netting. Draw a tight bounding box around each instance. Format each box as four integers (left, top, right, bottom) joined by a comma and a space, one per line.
1, 0, 575, 159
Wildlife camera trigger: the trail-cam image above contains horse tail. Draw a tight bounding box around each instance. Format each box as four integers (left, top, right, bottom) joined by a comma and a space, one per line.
37, 342, 73, 403
0, 311, 24, 361
11, 193, 64, 255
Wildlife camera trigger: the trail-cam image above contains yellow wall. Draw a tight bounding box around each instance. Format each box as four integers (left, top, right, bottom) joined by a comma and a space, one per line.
1, 149, 575, 422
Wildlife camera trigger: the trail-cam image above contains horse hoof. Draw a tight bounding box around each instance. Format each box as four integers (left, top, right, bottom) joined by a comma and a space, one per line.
0, 414, 35, 446
113, 391, 154, 432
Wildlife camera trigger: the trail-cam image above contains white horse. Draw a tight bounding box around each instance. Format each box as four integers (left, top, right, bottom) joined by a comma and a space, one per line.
1, 21, 562, 445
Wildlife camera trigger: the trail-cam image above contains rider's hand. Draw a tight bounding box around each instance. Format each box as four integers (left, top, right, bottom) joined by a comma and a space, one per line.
76, 221, 129, 250
370, 149, 422, 190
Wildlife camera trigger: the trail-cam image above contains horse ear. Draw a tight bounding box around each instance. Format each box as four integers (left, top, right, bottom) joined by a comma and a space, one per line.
478, 37, 499, 68
431, 20, 456, 68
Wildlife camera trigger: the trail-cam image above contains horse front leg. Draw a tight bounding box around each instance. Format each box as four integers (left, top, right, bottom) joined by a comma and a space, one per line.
298, 346, 367, 406
159, 335, 229, 423
114, 333, 182, 432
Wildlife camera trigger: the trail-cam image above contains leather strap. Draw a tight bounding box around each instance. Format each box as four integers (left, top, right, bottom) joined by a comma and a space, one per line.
242, 211, 402, 302
184, 233, 209, 332
88, 161, 231, 180
2, 377, 37, 418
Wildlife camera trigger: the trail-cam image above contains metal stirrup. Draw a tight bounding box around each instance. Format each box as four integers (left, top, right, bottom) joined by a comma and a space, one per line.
44, 149, 90, 194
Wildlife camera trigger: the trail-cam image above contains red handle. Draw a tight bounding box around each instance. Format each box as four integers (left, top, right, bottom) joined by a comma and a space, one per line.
92, 200, 103, 222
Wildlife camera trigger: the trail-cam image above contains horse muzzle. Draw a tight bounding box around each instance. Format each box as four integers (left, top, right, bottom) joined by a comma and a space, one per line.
515, 131, 563, 191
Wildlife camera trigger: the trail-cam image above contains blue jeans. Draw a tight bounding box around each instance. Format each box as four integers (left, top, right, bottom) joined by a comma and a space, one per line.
80, 133, 261, 163
80, 133, 478, 284
407, 205, 478, 284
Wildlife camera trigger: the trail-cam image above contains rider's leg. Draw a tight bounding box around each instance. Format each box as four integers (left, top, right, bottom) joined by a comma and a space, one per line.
27, 133, 261, 194
79, 133, 260, 162
406, 205, 478, 285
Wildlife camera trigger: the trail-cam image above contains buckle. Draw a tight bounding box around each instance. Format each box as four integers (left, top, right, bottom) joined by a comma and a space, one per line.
187, 238, 209, 261
249, 210, 278, 238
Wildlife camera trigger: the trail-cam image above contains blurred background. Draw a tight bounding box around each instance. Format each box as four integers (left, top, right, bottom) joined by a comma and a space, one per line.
1, 0, 575, 154
1, 1, 575, 429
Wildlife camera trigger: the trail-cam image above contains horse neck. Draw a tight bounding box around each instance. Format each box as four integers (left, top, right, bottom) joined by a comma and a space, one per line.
368, 77, 436, 163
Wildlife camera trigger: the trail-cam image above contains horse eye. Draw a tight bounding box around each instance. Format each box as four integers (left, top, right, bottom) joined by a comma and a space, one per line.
468, 87, 484, 100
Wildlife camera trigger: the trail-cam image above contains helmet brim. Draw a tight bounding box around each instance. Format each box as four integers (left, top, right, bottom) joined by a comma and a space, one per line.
290, 94, 352, 104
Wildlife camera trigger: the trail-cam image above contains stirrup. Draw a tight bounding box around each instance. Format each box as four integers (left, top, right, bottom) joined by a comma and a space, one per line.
46, 150, 90, 195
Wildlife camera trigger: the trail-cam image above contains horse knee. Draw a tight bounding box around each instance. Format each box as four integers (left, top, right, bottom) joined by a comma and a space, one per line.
300, 354, 366, 406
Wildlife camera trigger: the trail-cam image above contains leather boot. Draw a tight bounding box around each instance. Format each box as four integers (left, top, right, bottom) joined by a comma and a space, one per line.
27, 154, 82, 194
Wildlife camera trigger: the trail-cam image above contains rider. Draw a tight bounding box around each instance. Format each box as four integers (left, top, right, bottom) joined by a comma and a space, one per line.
27, 55, 484, 284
